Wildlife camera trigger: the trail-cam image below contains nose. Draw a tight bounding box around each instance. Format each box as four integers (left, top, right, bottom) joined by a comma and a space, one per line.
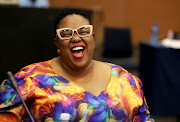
71, 32, 81, 43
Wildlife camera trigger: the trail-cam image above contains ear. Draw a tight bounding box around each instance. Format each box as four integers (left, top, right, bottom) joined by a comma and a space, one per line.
53, 38, 58, 47
93, 32, 95, 37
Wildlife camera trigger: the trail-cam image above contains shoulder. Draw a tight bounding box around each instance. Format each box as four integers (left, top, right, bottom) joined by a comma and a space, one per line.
94, 60, 124, 71
96, 61, 142, 86
14, 59, 56, 79
105, 62, 129, 76
105, 61, 143, 92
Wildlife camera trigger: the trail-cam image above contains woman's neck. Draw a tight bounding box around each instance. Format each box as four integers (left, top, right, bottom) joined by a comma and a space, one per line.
54, 57, 95, 80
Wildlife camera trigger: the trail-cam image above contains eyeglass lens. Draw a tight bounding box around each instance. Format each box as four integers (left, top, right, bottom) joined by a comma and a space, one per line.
59, 26, 91, 39
77, 27, 91, 36
60, 29, 73, 38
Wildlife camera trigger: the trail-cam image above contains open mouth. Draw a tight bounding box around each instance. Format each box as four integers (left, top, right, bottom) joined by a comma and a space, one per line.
71, 46, 85, 59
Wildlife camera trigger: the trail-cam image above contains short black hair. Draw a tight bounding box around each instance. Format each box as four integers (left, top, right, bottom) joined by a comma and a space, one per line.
54, 8, 91, 30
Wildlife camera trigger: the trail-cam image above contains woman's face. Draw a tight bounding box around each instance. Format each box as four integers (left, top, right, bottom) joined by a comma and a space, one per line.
55, 14, 95, 70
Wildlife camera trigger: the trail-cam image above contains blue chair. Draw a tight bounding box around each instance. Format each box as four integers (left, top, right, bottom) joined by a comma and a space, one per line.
102, 27, 138, 70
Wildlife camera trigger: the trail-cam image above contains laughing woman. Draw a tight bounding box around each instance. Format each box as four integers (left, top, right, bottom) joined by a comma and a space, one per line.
0, 8, 154, 122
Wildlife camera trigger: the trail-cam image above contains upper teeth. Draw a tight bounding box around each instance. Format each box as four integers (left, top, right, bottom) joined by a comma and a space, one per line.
72, 47, 84, 51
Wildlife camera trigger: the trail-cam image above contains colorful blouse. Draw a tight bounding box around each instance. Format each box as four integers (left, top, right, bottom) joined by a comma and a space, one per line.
0, 59, 153, 122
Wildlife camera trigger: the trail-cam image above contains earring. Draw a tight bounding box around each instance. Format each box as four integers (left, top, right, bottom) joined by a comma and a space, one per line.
57, 49, 60, 55
94, 45, 96, 49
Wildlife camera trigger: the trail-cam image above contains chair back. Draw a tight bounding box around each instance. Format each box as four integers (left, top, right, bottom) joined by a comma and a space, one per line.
103, 27, 132, 58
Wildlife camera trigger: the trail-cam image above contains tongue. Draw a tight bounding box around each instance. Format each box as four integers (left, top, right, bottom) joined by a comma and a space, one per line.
72, 50, 84, 59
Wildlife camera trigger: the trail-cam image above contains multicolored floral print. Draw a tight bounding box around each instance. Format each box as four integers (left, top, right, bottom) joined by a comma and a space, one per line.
0, 59, 153, 122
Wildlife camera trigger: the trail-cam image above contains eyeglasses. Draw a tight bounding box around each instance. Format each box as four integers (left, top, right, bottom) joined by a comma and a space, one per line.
56, 25, 93, 40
